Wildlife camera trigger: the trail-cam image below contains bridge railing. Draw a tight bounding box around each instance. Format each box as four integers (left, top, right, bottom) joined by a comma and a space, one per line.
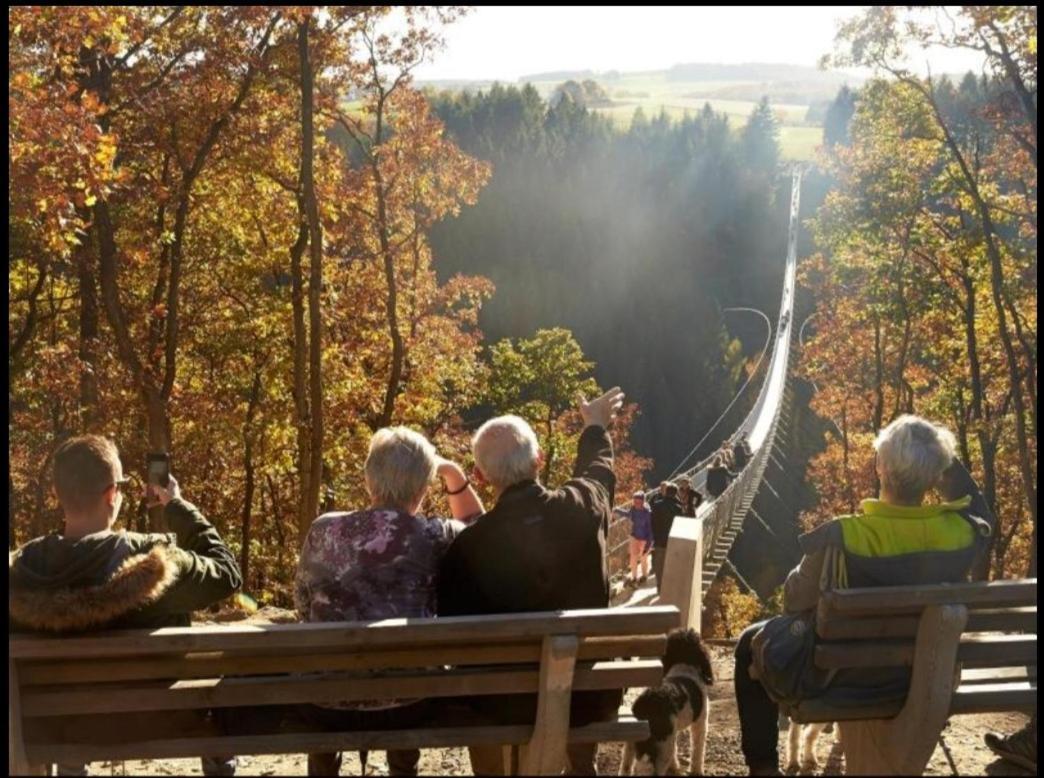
608, 168, 801, 588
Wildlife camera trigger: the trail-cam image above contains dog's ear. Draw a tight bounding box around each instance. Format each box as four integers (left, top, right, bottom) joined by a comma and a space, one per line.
663, 628, 714, 683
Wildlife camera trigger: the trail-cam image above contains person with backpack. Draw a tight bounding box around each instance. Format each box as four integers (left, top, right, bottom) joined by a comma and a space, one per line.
732, 416, 993, 775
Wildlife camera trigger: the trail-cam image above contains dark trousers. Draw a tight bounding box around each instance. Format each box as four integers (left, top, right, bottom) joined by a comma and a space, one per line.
303, 700, 432, 776
652, 547, 666, 593
734, 620, 781, 773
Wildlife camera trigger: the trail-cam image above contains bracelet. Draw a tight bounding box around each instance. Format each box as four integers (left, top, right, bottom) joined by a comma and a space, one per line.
446, 478, 471, 496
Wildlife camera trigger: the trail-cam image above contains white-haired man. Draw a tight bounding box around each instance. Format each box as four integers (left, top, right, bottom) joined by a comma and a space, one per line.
733, 415, 994, 775
437, 387, 625, 775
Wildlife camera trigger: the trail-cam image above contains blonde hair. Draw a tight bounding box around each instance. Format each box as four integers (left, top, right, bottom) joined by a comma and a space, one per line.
364, 427, 437, 511
873, 415, 956, 503
472, 415, 541, 490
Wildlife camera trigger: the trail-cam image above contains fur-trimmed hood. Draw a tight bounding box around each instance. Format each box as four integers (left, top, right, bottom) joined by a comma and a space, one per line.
9, 535, 181, 633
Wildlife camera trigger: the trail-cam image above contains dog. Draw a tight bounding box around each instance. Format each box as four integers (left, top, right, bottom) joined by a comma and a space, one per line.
784, 719, 833, 773
621, 628, 714, 775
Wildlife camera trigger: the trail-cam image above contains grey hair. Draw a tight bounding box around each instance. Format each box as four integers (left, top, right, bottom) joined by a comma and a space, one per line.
472, 415, 541, 490
873, 415, 957, 503
364, 427, 437, 511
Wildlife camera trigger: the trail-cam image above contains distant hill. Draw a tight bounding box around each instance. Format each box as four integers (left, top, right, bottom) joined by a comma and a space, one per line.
517, 69, 595, 81
666, 62, 857, 85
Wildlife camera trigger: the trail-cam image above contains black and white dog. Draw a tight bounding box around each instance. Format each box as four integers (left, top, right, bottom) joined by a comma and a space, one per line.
621, 628, 714, 775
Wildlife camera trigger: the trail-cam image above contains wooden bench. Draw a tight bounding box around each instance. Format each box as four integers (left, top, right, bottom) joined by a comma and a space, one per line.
9, 605, 678, 776
788, 578, 1037, 775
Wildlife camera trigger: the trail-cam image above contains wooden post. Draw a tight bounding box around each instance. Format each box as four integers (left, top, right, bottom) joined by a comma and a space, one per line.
659, 517, 704, 632
519, 634, 579, 775
501, 745, 519, 775
839, 604, 968, 775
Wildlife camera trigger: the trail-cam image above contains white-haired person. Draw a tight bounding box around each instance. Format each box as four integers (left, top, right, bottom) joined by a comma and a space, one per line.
294, 427, 484, 777
732, 415, 994, 775
437, 387, 626, 775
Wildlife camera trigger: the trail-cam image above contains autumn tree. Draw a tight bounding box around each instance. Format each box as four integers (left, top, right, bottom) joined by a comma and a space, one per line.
803, 6, 1037, 577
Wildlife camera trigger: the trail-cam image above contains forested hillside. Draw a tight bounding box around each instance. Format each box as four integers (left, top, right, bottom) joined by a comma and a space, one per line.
427, 85, 790, 472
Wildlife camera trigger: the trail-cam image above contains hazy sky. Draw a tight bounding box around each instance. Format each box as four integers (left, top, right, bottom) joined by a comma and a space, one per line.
410, 6, 987, 81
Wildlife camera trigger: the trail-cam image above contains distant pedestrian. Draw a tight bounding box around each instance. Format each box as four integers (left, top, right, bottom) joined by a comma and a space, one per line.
732, 435, 751, 471
706, 455, 734, 499
649, 482, 684, 592
677, 478, 701, 517
615, 491, 653, 585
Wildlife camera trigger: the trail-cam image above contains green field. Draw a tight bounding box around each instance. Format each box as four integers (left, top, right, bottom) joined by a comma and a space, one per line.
522, 70, 823, 160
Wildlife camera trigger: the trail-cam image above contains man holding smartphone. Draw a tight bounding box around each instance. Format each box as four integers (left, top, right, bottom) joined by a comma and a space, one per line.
9, 435, 242, 776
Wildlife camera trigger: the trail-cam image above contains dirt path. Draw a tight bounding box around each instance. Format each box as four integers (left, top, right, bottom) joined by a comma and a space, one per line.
84, 644, 1031, 776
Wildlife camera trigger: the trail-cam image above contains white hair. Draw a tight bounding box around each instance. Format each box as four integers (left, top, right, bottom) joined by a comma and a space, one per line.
873, 415, 957, 503
472, 415, 541, 490
364, 427, 437, 511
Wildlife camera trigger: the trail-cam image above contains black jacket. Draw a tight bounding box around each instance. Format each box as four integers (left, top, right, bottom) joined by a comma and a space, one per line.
649, 494, 684, 548
732, 442, 750, 471
437, 425, 615, 616
9, 498, 241, 633
436, 424, 619, 726
706, 465, 734, 498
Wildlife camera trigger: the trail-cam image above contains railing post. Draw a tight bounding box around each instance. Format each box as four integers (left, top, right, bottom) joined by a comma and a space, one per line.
660, 517, 704, 632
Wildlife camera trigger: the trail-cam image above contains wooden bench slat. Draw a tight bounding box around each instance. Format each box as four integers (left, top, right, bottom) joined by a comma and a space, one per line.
815, 634, 1036, 670
817, 606, 1037, 640
22, 660, 663, 717
950, 681, 1037, 715
960, 666, 1036, 684
819, 579, 1036, 617
9, 606, 681, 660
19, 635, 667, 687
25, 716, 650, 763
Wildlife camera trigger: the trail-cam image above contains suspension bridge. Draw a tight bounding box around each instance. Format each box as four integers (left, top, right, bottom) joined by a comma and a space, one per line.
610, 166, 802, 608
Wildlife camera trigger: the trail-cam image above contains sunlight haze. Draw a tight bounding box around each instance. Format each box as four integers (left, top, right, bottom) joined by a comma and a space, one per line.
412, 6, 989, 81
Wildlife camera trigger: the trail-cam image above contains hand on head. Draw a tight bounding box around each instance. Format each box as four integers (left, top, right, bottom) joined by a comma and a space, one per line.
578, 386, 625, 429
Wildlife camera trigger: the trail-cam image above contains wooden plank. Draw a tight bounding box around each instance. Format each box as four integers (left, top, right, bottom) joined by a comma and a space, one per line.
20, 634, 668, 686
26, 717, 650, 764
960, 666, 1036, 684
814, 634, 1037, 670
9, 606, 681, 660
950, 681, 1037, 715
519, 635, 578, 775
660, 518, 703, 632
22, 660, 662, 717
819, 579, 1036, 617
9, 659, 43, 776
817, 606, 1036, 640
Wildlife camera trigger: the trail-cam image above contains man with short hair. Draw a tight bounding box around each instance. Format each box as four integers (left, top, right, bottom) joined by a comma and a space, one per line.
437, 387, 625, 775
649, 481, 684, 592
9, 435, 242, 776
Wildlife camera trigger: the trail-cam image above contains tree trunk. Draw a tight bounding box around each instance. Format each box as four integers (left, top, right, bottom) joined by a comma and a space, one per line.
299, 18, 325, 542
240, 369, 263, 592
919, 79, 1037, 570
75, 222, 99, 430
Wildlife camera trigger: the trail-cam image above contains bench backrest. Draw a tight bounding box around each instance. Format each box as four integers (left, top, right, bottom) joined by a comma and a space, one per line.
10, 605, 678, 767
812, 578, 1036, 718
814, 578, 1036, 666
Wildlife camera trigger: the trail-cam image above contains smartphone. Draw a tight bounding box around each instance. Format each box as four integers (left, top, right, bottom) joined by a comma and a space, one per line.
147, 452, 171, 488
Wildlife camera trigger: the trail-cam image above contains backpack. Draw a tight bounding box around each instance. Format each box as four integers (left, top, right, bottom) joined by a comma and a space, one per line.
749, 545, 845, 713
